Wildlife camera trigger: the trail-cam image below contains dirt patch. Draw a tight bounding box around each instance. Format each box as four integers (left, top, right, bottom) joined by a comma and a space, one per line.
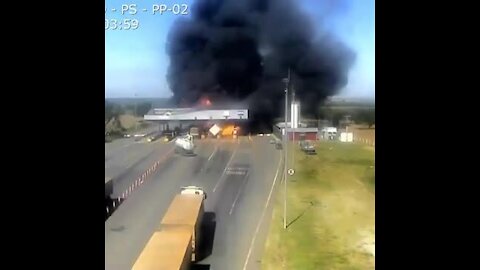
316, 189, 375, 266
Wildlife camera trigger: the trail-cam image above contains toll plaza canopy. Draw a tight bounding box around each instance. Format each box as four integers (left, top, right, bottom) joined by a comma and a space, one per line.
144, 108, 248, 121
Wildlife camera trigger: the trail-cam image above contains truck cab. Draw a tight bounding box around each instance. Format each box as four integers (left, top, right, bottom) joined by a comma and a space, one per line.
189, 127, 200, 138
321, 127, 338, 140
180, 186, 207, 199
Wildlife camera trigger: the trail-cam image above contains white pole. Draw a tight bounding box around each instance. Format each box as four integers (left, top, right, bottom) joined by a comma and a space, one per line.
292, 89, 295, 172
283, 69, 290, 230
134, 93, 138, 133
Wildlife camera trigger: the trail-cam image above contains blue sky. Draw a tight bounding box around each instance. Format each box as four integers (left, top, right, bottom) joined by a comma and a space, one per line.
105, 0, 374, 98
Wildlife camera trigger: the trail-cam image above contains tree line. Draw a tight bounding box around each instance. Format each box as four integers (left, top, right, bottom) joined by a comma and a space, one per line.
318, 107, 375, 128
105, 100, 152, 123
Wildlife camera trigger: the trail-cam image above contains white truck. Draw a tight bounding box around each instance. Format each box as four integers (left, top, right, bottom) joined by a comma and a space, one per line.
321, 127, 338, 140
189, 127, 200, 138
175, 134, 195, 155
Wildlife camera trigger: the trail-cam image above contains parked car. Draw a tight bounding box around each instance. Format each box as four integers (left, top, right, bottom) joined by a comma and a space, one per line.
275, 142, 283, 150
300, 140, 316, 154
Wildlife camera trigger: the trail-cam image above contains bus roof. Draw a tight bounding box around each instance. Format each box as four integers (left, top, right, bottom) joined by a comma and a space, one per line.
132, 227, 192, 270
160, 194, 203, 227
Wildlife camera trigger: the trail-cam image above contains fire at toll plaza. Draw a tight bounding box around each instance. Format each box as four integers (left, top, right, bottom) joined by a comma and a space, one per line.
143, 97, 248, 138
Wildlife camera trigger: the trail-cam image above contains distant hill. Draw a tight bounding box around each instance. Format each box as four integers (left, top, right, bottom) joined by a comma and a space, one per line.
324, 96, 375, 108
325, 96, 375, 107
106, 97, 173, 107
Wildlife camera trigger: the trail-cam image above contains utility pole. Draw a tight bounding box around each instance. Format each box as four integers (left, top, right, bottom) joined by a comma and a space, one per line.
134, 93, 138, 133
344, 115, 351, 132
282, 68, 290, 230
292, 84, 295, 172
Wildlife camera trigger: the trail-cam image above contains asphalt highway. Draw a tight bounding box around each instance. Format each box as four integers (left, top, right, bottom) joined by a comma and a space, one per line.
105, 133, 173, 198
105, 136, 282, 270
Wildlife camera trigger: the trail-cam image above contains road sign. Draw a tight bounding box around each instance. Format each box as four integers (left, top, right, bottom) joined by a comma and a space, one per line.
209, 124, 221, 136
288, 169, 295, 176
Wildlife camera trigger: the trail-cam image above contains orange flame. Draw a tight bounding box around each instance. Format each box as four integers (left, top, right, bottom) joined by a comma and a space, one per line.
199, 97, 212, 107
221, 125, 236, 136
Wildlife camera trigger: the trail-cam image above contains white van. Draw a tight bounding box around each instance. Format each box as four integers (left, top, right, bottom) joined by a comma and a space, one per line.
320, 127, 338, 140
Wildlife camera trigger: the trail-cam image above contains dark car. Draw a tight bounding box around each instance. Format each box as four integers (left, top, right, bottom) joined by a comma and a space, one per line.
275, 142, 283, 150
147, 134, 160, 142
162, 131, 176, 140
300, 140, 316, 154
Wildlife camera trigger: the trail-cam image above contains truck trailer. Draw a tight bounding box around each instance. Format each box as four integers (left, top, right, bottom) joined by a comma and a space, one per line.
105, 177, 114, 220
105, 177, 113, 199
160, 192, 205, 262
132, 187, 206, 270
132, 226, 193, 270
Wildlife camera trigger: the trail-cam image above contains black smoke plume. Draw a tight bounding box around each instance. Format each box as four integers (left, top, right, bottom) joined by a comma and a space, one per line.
166, 0, 355, 131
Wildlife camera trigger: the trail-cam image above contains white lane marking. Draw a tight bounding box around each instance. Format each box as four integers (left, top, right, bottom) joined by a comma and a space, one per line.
229, 170, 250, 215
243, 155, 283, 270
124, 141, 174, 170
202, 141, 222, 173
117, 146, 175, 200
212, 144, 239, 193
208, 144, 219, 162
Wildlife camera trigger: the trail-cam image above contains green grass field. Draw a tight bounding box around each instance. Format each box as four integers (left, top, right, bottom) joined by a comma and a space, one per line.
262, 141, 375, 270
